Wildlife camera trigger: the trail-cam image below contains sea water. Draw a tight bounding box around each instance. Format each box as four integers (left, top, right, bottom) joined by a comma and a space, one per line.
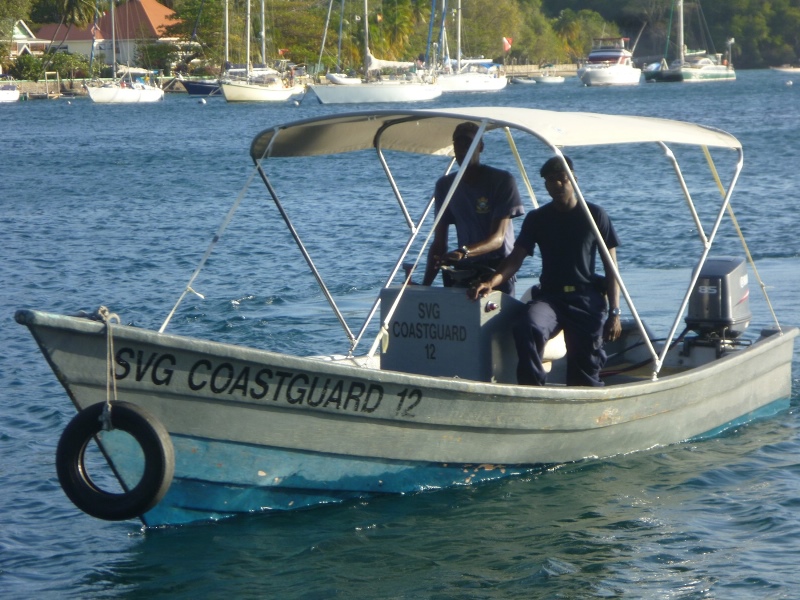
2, 71, 800, 598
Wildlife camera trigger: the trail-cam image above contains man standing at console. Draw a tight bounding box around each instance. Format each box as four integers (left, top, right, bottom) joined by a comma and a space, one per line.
422, 122, 525, 295
470, 155, 622, 386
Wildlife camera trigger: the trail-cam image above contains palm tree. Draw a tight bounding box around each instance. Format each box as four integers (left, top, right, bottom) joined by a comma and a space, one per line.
44, 0, 99, 70
552, 9, 582, 61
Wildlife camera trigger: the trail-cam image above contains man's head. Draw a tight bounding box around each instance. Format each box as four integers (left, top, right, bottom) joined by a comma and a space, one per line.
452, 122, 484, 166
540, 155, 577, 209
539, 155, 574, 179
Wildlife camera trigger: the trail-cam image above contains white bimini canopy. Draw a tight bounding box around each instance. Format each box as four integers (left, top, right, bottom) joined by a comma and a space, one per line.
250, 107, 741, 161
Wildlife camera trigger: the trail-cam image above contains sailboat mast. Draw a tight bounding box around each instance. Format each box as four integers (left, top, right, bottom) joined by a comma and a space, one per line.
246, 0, 251, 76
317, 0, 334, 74
224, 0, 229, 65
677, 0, 684, 64
456, 0, 461, 72
260, 0, 266, 67
363, 0, 369, 76
338, 0, 345, 71
111, 0, 116, 73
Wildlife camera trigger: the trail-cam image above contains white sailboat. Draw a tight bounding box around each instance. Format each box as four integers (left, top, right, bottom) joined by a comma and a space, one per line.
644, 0, 735, 83
220, 0, 304, 102
86, 0, 164, 103
307, 0, 441, 104
435, 0, 507, 93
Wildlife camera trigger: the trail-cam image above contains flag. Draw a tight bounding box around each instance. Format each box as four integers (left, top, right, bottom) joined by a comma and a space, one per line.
502, 37, 512, 52
278, 48, 290, 56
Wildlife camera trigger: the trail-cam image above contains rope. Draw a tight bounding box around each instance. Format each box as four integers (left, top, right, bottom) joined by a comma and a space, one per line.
96, 306, 121, 431
160, 164, 261, 333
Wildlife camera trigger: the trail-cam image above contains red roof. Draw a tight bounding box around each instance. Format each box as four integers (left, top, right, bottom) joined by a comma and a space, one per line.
37, 0, 178, 42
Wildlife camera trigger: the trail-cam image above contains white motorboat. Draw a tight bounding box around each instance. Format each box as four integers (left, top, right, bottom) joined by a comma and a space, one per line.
0, 80, 20, 102
770, 65, 800, 73
529, 69, 565, 83
578, 37, 642, 86
18, 107, 797, 528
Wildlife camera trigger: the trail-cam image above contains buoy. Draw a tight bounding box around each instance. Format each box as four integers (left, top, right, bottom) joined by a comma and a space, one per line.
56, 401, 175, 521
199, 98, 207, 104
786, 80, 793, 86
292, 100, 300, 106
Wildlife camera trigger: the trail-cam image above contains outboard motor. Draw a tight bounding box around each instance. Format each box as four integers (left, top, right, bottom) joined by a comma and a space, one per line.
685, 256, 751, 339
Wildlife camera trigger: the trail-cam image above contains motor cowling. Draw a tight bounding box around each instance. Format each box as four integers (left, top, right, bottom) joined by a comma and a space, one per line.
685, 256, 751, 338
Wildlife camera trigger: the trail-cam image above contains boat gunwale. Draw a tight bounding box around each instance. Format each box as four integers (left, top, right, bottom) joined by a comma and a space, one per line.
16, 308, 798, 405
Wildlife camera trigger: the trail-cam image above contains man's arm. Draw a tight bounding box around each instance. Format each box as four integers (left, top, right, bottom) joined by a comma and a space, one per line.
422, 220, 449, 286
602, 246, 622, 341
468, 244, 528, 299
439, 215, 512, 264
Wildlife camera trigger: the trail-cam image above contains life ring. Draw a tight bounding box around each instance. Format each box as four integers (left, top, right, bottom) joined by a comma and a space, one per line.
56, 401, 175, 521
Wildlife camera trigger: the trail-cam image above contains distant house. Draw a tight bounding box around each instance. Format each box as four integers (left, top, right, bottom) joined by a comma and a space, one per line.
36, 0, 180, 68
3, 20, 50, 61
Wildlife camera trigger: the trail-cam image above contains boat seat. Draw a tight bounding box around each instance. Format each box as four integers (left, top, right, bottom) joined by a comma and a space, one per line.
520, 285, 567, 372
542, 331, 566, 372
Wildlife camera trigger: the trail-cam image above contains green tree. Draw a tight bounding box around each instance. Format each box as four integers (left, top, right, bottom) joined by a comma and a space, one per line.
136, 40, 179, 73
10, 52, 43, 80
1, 0, 34, 72
46, 49, 92, 78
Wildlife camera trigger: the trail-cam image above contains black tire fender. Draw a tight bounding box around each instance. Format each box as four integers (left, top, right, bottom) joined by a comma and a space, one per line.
56, 401, 175, 521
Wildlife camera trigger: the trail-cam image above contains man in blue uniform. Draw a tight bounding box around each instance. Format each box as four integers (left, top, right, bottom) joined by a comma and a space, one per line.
422, 122, 525, 295
470, 155, 622, 386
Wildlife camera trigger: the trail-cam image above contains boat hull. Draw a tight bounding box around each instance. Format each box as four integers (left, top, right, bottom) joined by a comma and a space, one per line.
17, 309, 797, 527
437, 73, 508, 93
181, 79, 222, 96
644, 65, 736, 83
86, 84, 165, 103
220, 80, 304, 102
0, 84, 20, 102
307, 81, 442, 104
578, 65, 642, 86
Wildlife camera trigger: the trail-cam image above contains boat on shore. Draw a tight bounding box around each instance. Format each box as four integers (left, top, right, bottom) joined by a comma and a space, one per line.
18, 107, 797, 528
578, 37, 642, 86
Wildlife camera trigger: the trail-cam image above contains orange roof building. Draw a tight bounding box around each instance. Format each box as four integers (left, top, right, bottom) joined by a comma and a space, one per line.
37, 0, 179, 67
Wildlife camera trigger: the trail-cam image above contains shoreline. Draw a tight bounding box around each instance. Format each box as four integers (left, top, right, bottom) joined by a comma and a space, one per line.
10, 64, 579, 99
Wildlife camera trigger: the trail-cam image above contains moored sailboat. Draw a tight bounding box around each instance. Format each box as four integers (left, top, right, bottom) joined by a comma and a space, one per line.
307, 0, 441, 104
219, 0, 304, 102
85, 0, 164, 103
433, 0, 507, 93
644, 0, 735, 83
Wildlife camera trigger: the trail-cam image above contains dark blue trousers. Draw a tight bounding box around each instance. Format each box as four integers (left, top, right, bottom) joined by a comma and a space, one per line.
513, 288, 607, 386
